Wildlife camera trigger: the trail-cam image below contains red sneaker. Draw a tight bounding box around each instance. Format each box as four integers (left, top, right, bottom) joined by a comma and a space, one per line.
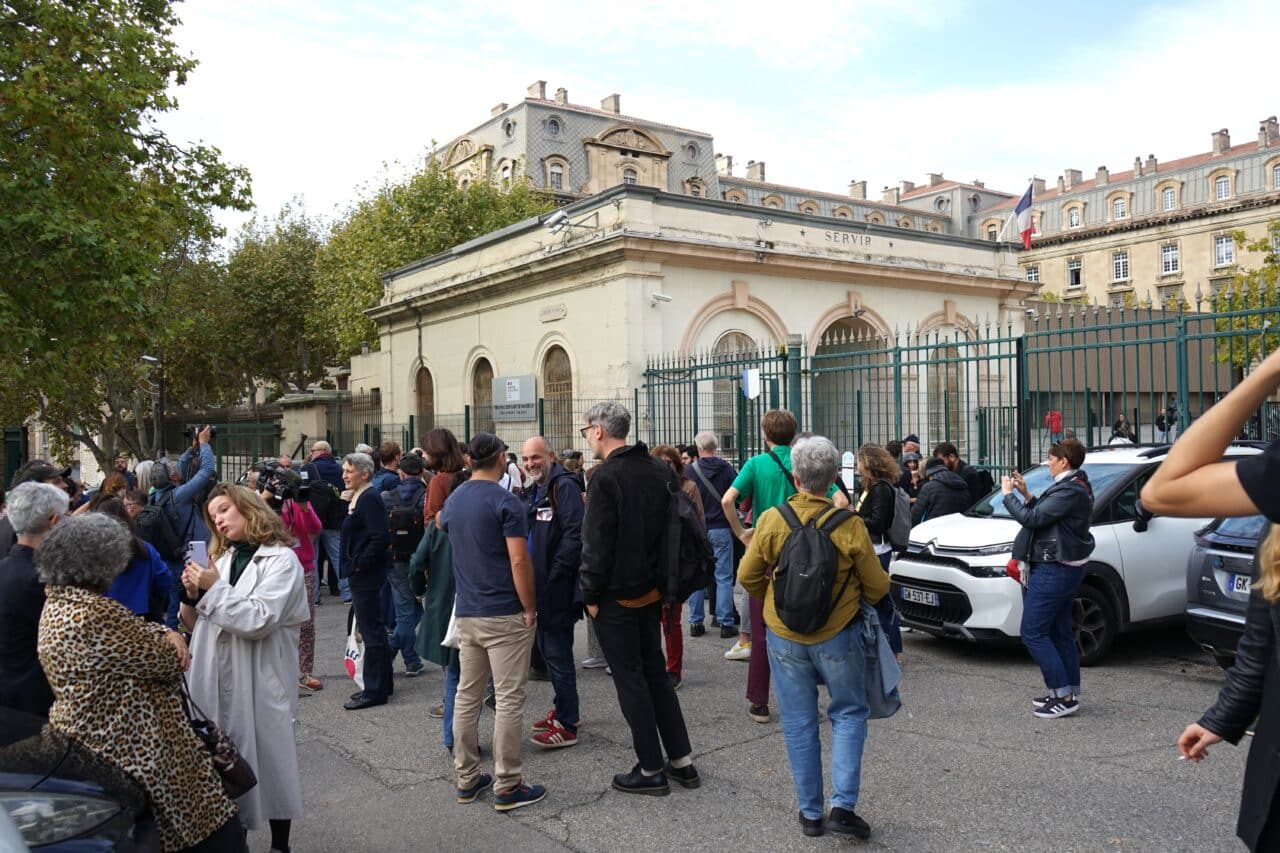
530, 720, 578, 749
531, 708, 557, 733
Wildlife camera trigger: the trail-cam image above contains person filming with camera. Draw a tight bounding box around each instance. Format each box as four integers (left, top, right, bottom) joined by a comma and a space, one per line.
149, 424, 218, 628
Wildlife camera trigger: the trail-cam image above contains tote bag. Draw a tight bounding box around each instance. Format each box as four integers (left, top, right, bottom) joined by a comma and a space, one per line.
344, 607, 365, 691
860, 604, 903, 719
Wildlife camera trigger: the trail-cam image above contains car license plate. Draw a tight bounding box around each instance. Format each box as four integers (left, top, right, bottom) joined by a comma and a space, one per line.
900, 586, 940, 607
1229, 573, 1252, 595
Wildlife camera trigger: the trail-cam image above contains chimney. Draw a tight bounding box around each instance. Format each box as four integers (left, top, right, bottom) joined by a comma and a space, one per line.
928, 172, 944, 186
554, 87, 569, 105
715, 154, 733, 176
1212, 128, 1230, 155
900, 180, 916, 194
1064, 168, 1082, 189
848, 180, 867, 200
972, 179, 984, 188
601, 93, 621, 114
527, 80, 546, 99
1133, 156, 1144, 177
1032, 178, 1046, 196
1096, 165, 1109, 185
1145, 153, 1158, 174
882, 186, 900, 205
490, 102, 508, 117
746, 160, 766, 181
1057, 175, 1065, 193
1260, 116, 1279, 148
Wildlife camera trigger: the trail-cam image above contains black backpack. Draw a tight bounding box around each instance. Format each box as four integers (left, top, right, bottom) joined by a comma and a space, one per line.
658, 469, 715, 604
772, 502, 855, 634
135, 504, 183, 562
308, 478, 346, 529
384, 489, 425, 563
155, 488, 195, 546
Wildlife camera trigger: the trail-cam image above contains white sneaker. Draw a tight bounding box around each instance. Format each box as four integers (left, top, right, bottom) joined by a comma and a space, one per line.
581, 656, 608, 669
724, 639, 752, 661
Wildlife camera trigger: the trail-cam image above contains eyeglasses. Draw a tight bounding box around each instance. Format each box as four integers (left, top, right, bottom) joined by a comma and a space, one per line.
579, 424, 596, 439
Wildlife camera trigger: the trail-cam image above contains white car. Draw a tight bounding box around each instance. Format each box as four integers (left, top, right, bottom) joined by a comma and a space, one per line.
889, 444, 1261, 665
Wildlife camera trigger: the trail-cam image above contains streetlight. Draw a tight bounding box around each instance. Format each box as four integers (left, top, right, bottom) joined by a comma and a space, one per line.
141, 354, 164, 458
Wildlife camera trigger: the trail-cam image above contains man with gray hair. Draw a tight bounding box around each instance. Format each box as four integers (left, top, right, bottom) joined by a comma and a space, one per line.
578, 401, 698, 795
0, 481, 69, 715
686, 431, 739, 639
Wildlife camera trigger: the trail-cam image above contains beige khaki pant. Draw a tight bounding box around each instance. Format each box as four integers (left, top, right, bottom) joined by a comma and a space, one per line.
453, 614, 536, 792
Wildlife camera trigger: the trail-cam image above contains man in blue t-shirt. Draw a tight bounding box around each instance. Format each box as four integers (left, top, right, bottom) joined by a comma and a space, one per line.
438, 433, 546, 812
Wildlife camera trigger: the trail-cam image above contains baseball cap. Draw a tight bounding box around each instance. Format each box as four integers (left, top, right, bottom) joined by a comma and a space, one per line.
11, 460, 72, 488
903, 451, 922, 463
560, 449, 582, 460
468, 433, 507, 466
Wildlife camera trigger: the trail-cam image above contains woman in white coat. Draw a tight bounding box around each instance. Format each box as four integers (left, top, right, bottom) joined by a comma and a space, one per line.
181, 484, 310, 853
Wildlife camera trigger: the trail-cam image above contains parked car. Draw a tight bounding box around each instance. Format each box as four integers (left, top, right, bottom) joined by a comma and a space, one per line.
1185, 513, 1268, 669
0, 707, 154, 850
889, 443, 1262, 665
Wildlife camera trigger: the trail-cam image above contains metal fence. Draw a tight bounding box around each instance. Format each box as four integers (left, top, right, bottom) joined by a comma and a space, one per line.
431, 396, 637, 458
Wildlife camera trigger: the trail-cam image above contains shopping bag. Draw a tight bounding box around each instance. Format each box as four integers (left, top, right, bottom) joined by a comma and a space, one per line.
441, 602, 460, 649
860, 604, 902, 719
344, 606, 365, 691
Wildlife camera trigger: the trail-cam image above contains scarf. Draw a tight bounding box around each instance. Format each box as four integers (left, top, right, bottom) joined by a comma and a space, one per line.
229, 541, 258, 586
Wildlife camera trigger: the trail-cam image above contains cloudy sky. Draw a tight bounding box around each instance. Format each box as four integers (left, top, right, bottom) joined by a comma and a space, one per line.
163, 0, 1280, 236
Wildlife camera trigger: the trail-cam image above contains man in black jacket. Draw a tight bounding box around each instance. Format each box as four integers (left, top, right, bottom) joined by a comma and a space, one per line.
521, 437, 584, 750
933, 441, 987, 505
341, 451, 393, 710
579, 402, 698, 795
911, 458, 973, 524
0, 461, 70, 560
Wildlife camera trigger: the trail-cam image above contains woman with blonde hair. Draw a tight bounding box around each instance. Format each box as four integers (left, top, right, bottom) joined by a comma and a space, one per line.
180, 484, 309, 853
1145, 345, 1280, 851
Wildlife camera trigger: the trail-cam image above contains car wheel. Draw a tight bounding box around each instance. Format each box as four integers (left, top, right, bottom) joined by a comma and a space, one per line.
1072, 583, 1118, 666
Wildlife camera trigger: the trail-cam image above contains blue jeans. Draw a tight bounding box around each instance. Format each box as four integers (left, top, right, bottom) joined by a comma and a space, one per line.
536, 623, 579, 729
766, 623, 870, 820
319, 529, 349, 600
688, 527, 737, 627
1021, 561, 1083, 698
442, 661, 459, 749
386, 562, 423, 670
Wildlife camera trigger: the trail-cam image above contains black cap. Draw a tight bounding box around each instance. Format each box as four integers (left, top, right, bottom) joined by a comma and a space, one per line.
399, 453, 425, 476
468, 433, 507, 466
903, 434, 920, 445
12, 460, 71, 488
560, 449, 582, 460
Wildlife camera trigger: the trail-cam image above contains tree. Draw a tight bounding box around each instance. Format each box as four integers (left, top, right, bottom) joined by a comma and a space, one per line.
1212, 222, 1280, 370
315, 159, 554, 358
0, 0, 251, 436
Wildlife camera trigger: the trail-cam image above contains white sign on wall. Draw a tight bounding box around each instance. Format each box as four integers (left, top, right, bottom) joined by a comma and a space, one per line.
742, 368, 762, 400
493, 375, 537, 421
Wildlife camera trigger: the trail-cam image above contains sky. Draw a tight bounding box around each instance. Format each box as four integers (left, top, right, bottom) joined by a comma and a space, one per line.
162, 0, 1280, 238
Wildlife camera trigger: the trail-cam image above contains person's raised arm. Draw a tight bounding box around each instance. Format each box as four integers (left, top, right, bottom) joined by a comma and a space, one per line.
1141, 348, 1280, 518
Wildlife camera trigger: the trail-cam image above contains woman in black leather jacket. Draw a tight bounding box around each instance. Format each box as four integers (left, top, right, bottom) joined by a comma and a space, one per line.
1143, 346, 1280, 851
854, 444, 902, 655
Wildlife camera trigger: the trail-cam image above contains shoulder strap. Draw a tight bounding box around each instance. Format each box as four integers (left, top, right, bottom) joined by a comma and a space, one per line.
663, 468, 682, 602
776, 501, 803, 531
816, 506, 855, 535
766, 449, 796, 494
690, 461, 723, 502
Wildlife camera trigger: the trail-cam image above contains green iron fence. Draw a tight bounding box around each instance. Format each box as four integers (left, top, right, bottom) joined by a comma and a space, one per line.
427, 395, 635, 458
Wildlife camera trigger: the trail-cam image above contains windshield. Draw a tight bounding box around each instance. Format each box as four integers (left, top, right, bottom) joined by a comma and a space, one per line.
966, 463, 1137, 518
1214, 514, 1269, 542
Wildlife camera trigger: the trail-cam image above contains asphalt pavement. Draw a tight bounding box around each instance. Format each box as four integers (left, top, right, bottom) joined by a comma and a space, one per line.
256, 597, 1251, 852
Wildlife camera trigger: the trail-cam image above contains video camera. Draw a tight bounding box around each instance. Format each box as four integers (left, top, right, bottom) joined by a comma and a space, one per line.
183, 423, 219, 440
257, 459, 309, 507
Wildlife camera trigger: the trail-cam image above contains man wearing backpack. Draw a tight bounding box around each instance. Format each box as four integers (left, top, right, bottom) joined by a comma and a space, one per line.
687, 432, 739, 640
579, 402, 699, 795
738, 435, 889, 840
382, 452, 428, 677
148, 426, 216, 627
520, 436, 585, 750
721, 410, 850, 724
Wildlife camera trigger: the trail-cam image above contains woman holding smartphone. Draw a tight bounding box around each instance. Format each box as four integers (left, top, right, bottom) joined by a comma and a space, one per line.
180, 484, 310, 853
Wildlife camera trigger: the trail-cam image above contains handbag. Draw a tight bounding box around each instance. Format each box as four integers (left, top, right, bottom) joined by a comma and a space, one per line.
179, 678, 257, 799
859, 604, 903, 719
441, 602, 460, 649
344, 607, 365, 690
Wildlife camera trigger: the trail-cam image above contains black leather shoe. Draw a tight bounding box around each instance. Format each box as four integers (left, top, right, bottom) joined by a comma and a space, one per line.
720, 625, 739, 639
690, 623, 705, 637
798, 812, 824, 837
612, 764, 670, 796
664, 761, 700, 789
350, 691, 364, 701
824, 807, 870, 839
344, 694, 388, 711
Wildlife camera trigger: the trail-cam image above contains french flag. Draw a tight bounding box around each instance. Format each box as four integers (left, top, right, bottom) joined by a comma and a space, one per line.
1013, 184, 1034, 249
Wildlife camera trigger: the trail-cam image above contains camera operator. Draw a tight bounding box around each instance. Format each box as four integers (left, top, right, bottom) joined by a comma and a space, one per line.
305, 442, 350, 603
257, 460, 324, 691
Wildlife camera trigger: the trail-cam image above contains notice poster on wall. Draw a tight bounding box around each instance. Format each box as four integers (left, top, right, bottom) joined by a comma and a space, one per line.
493, 375, 537, 421
742, 368, 762, 400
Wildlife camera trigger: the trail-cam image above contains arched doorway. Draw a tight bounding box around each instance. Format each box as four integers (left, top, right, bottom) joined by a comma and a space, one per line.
542, 346, 573, 453
414, 366, 435, 442
925, 340, 966, 453
472, 358, 494, 436
811, 317, 886, 450
712, 332, 755, 456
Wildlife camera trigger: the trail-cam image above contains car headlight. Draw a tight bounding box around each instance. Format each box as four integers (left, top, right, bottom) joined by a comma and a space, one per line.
970, 542, 1015, 557
1, 791, 122, 846
966, 563, 1009, 578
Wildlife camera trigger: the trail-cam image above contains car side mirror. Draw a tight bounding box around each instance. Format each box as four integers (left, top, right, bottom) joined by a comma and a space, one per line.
1132, 498, 1154, 533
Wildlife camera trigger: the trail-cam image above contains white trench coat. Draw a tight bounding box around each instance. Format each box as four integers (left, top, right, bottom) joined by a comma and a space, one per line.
188, 543, 310, 829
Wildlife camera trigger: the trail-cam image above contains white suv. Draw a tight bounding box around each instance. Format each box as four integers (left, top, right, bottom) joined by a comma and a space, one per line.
889, 444, 1261, 665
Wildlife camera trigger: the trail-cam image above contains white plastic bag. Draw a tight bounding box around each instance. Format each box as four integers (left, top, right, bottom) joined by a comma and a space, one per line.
441, 603, 460, 649
344, 608, 365, 691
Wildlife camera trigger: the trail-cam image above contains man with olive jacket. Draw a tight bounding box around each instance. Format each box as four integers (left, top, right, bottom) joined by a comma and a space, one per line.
1001, 438, 1094, 720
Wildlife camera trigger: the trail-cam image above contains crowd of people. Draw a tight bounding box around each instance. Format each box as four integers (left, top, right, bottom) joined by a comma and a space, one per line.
2, 383, 1277, 849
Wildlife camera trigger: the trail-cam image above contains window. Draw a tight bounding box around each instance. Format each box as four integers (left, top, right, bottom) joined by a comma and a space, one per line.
835, 210, 849, 218
690, 185, 701, 197
866, 212, 883, 224
549, 163, 563, 191
833, 206, 852, 220
1274, 164, 1280, 189
1160, 242, 1180, 275
503, 120, 515, 138
1112, 251, 1129, 282
898, 217, 913, 229
622, 168, 637, 186
1215, 233, 1235, 267
1025, 264, 1040, 283
766, 200, 781, 209
1215, 175, 1230, 200
684, 142, 698, 160
500, 164, 511, 189
547, 118, 561, 136
1112, 197, 1127, 219
1162, 186, 1176, 211
986, 225, 998, 241
1067, 207, 1081, 228
1067, 258, 1082, 288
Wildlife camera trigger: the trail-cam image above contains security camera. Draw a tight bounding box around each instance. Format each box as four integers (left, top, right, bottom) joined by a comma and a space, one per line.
650, 293, 673, 305
544, 209, 569, 233
1025, 308, 1038, 319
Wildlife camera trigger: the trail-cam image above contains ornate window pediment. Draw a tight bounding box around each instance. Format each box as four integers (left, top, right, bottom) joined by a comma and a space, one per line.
590, 125, 671, 157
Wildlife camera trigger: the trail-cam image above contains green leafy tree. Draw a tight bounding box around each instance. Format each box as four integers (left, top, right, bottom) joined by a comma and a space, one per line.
0, 0, 251, 449
1212, 222, 1280, 370
315, 159, 554, 357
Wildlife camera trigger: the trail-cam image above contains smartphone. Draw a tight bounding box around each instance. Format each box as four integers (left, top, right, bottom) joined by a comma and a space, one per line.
186, 541, 208, 569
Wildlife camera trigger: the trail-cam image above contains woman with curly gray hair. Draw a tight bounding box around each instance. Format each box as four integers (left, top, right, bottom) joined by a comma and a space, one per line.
36, 514, 246, 852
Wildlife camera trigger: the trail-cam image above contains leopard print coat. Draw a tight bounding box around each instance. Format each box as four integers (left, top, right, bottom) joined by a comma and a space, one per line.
38, 586, 237, 852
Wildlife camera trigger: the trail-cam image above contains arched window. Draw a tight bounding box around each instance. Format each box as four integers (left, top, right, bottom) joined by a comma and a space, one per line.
542, 346, 574, 453
415, 366, 435, 438
866, 212, 884, 225
761, 193, 783, 209
724, 189, 746, 203
471, 358, 494, 435
832, 206, 853, 220
812, 317, 885, 449
500, 164, 511, 190
1162, 186, 1176, 211
799, 201, 818, 215
712, 332, 756, 455
545, 157, 568, 192
622, 168, 637, 186
1066, 206, 1081, 228
549, 163, 564, 191
898, 217, 913, 229
1215, 174, 1230, 200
